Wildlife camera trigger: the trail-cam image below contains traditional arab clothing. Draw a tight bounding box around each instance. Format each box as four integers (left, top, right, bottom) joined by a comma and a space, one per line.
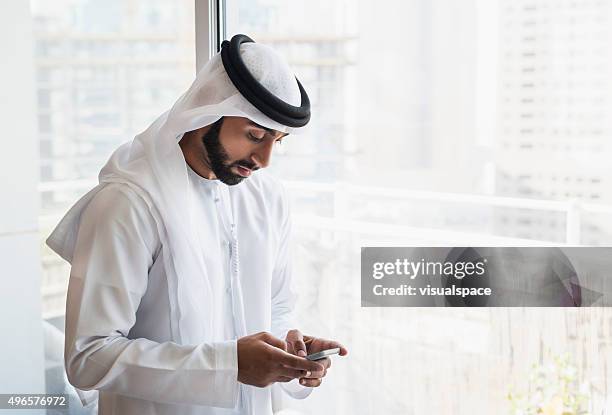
46, 35, 313, 414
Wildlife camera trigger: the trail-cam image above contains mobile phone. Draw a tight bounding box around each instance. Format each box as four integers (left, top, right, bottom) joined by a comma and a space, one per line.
305, 348, 341, 361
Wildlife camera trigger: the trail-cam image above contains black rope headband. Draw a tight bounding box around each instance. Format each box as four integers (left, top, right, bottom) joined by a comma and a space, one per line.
220, 34, 311, 128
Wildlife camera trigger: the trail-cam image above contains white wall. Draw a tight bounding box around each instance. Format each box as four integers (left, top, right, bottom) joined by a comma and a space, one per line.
0, 0, 46, 396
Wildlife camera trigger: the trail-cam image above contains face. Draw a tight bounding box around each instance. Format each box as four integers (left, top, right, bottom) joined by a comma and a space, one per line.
199, 116, 287, 185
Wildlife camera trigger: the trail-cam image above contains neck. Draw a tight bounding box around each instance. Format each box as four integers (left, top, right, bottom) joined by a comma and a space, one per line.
179, 128, 217, 180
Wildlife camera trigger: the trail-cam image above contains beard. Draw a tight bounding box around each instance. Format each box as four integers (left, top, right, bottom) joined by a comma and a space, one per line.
201, 117, 257, 186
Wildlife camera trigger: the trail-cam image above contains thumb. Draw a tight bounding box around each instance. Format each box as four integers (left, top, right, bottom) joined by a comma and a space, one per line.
289, 331, 307, 357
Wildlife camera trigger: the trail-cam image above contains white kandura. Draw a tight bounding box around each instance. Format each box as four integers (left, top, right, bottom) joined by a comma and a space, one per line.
46, 41, 311, 414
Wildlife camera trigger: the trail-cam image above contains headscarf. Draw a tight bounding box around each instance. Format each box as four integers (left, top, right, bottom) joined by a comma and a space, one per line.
47, 39, 307, 345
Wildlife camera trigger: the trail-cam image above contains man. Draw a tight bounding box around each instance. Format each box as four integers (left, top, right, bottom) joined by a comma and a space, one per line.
47, 34, 347, 414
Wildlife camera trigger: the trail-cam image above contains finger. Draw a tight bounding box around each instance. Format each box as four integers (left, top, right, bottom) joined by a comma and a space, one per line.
300, 378, 322, 387
277, 366, 308, 379
318, 339, 349, 356
305, 358, 329, 378
305, 368, 326, 379
261, 333, 287, 351
278, 351, 325, 372
318, 357, 331, 370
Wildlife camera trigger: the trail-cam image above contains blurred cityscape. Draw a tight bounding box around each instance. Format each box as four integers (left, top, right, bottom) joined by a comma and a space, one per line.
495, 0, 612, 242
32, 0, 196, 318
226, 1, 612, 414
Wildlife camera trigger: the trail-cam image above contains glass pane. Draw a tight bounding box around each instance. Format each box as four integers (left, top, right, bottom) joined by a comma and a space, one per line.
32, 0, 196, 320
226, 0, 612, 246
226, 2, 612, 414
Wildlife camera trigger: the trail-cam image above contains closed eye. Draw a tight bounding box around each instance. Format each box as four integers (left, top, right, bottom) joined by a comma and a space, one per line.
248, 132, 264, 143
248, 132, 284, 145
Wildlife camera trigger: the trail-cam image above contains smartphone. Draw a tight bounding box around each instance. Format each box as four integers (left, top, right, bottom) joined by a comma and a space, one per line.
305, 348, 341, 361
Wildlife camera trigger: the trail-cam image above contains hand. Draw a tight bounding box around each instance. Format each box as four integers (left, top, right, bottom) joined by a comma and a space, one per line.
285, 329, 348, 388
237, 332, 324, 388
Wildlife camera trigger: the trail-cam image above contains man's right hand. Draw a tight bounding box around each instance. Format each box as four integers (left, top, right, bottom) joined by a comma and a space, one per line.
237, 332, 324, 388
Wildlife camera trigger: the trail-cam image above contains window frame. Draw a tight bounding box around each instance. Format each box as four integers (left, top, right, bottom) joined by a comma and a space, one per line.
194, 0, 226, 72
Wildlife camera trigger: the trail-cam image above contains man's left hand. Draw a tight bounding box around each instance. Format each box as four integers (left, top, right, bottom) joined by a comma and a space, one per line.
285, 329, 348, 387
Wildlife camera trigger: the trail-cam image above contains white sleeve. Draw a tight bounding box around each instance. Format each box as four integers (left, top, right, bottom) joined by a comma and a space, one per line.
269, 185, 313, 400
64, 184, 239, 408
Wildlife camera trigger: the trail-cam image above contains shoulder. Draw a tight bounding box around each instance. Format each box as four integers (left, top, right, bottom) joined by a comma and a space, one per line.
86, 183, 151, 221
81, 183, 161, 253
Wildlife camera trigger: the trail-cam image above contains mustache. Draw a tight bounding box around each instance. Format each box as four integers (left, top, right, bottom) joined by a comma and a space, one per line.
233, 161, 259, 171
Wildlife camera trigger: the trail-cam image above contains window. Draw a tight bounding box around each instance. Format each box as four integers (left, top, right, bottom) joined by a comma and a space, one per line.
32, 0, 196, 320
225, 0, 612, 246
223, 1, 612, 413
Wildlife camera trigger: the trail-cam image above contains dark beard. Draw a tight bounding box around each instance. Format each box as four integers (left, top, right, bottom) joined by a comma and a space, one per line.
201, 117, 256, 186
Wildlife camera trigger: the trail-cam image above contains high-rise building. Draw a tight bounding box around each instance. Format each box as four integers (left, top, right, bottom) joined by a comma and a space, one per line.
495, 0, 612, 243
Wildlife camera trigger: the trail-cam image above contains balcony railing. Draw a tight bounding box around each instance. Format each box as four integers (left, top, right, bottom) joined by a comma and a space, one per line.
38, 178, 612, 246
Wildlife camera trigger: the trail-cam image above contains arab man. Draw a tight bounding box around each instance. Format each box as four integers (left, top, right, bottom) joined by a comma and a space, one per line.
46, 34, 348, 415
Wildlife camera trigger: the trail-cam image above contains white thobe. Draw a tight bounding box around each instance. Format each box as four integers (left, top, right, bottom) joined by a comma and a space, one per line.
63, 165, 311, 414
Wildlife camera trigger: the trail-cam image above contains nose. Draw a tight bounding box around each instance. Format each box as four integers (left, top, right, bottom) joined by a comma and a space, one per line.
251, 139, 275, 169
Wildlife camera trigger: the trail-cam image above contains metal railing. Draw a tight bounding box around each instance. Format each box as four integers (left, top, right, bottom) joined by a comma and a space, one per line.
283, 180, 612, 245
38, 178, 612, 245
